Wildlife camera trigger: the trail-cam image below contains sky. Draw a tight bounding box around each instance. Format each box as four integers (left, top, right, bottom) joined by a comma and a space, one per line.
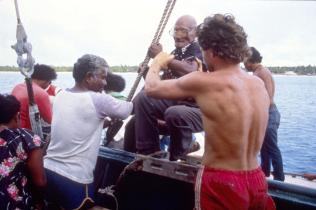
0, 0, 316, 67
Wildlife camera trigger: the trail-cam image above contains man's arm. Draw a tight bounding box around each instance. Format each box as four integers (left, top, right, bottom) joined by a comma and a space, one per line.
36, 89, 52, 124
255, 69, 275, 103
168, 59, 199, 76
27, 148, 46, 187
145, 52, 200, 100
148, 43, 199, 76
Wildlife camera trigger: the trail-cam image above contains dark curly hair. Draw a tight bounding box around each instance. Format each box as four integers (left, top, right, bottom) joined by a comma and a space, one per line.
247, 47, 263, 63
197, 14, 250, 64
0, 94, 20, 124
31, 64, 57, 81
73, 54, 109, 83
104, 72, 125, 92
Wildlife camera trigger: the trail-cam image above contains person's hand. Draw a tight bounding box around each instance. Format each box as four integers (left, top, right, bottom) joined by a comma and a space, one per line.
148, 43, 163, 58
195, 57, 203, 72
138, 62, 149, 73
152, 52, 175, 69
103, 118, 111, 128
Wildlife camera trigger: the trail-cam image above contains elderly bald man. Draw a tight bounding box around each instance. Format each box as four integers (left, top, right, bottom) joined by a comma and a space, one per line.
124, 15, 204, 161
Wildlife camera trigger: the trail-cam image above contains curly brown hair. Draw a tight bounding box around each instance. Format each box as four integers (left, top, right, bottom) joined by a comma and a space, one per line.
197, 14, 250, 64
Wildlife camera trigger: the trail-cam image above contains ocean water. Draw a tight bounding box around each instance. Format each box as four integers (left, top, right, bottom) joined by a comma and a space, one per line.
0, 72, 315, 174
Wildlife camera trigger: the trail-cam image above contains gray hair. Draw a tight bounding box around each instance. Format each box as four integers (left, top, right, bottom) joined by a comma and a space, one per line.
73, 54, 109, 83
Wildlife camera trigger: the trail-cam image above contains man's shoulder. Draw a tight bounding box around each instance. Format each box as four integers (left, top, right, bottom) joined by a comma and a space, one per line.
11, 83, 25, 93
187, 41, 201, 52
186, 42, 202, 59
255, 67, 273, 80
33, 84, 49, 97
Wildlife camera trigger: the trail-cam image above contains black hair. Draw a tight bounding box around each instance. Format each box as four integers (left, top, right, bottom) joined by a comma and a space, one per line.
247, 47, 263, 63
0, 94, 20, 124
31, 64, 57, 81
197, 14, 250, 64
104, 72, 126, 92
73, 54, 109, 83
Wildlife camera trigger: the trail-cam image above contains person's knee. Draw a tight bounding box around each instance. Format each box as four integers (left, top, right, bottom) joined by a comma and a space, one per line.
164, 107, 183, 125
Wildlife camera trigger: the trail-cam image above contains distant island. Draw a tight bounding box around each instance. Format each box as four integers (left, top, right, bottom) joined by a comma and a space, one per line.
0, 65, 138, 73
0, 65, 315, 75
269, 66, 316, 75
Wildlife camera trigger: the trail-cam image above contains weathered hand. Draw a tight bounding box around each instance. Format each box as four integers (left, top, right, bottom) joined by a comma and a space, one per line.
152, 52, 174, 69
148, 43, 163, 58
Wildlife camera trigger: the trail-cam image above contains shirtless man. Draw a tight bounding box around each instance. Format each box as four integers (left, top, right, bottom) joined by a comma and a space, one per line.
244, 47, 284, 181
145, 14, 275, 209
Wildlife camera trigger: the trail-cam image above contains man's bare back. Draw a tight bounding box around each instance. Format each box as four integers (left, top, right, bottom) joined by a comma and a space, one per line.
194, 68, 270, 171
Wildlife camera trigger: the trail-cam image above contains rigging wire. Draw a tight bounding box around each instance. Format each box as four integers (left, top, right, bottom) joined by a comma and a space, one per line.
11, 0, 44, 139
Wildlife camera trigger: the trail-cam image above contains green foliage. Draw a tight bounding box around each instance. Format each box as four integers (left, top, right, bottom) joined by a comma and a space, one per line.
110, 65, 138, 72
1, 65, 315, 75
0, 65, 139, 72
53, 66, 72, 72
0, 66, 19, 72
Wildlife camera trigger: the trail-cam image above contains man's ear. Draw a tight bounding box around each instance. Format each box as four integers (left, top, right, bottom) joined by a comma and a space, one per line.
85, 72, 94, 84
203, 49, 213, 59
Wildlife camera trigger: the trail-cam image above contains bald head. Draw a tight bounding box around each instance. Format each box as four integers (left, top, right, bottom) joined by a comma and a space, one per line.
176, 15, 197, 29
173, 15, 197, 48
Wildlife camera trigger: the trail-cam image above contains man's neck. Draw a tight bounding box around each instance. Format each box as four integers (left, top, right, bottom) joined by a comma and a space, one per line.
0, 122, 14, 131
212, 59, 240, 72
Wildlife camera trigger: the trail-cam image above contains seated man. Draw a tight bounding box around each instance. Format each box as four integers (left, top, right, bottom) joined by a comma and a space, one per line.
145, 14, 276, 209
125, 15, 204, 160
0, 94, 46, 209
44, 54, 133, 209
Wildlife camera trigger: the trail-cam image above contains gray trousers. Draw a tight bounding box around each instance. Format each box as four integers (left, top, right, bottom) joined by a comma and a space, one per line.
131, 90, 203, 160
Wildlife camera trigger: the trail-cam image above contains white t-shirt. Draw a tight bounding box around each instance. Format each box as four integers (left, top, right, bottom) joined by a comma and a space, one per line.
44, 90, 133, 184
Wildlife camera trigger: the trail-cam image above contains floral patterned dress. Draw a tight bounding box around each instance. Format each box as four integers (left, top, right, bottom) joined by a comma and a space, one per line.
0, 128, 42, 210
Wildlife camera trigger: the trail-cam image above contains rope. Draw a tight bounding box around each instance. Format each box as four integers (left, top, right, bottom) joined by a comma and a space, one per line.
98, 185, 119, 210
105, 0, 177, 145
126, 0, 177, 101
11, 0, 43, 139
156, 0, 177, 42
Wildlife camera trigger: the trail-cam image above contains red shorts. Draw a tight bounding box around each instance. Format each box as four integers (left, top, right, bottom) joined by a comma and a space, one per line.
194, 166, 276, 210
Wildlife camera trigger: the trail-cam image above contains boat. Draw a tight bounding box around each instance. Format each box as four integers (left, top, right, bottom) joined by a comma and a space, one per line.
92, 139, 316, 210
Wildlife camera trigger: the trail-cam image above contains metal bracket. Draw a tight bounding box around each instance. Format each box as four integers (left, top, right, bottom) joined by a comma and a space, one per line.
136, 153, 199, 184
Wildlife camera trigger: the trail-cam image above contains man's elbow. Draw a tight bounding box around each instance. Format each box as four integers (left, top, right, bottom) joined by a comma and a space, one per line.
144, 84, 156, 97
117, 102, 133, 119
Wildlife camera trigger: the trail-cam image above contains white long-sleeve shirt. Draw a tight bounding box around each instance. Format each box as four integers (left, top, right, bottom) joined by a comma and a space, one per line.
44, 90, 133, 184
